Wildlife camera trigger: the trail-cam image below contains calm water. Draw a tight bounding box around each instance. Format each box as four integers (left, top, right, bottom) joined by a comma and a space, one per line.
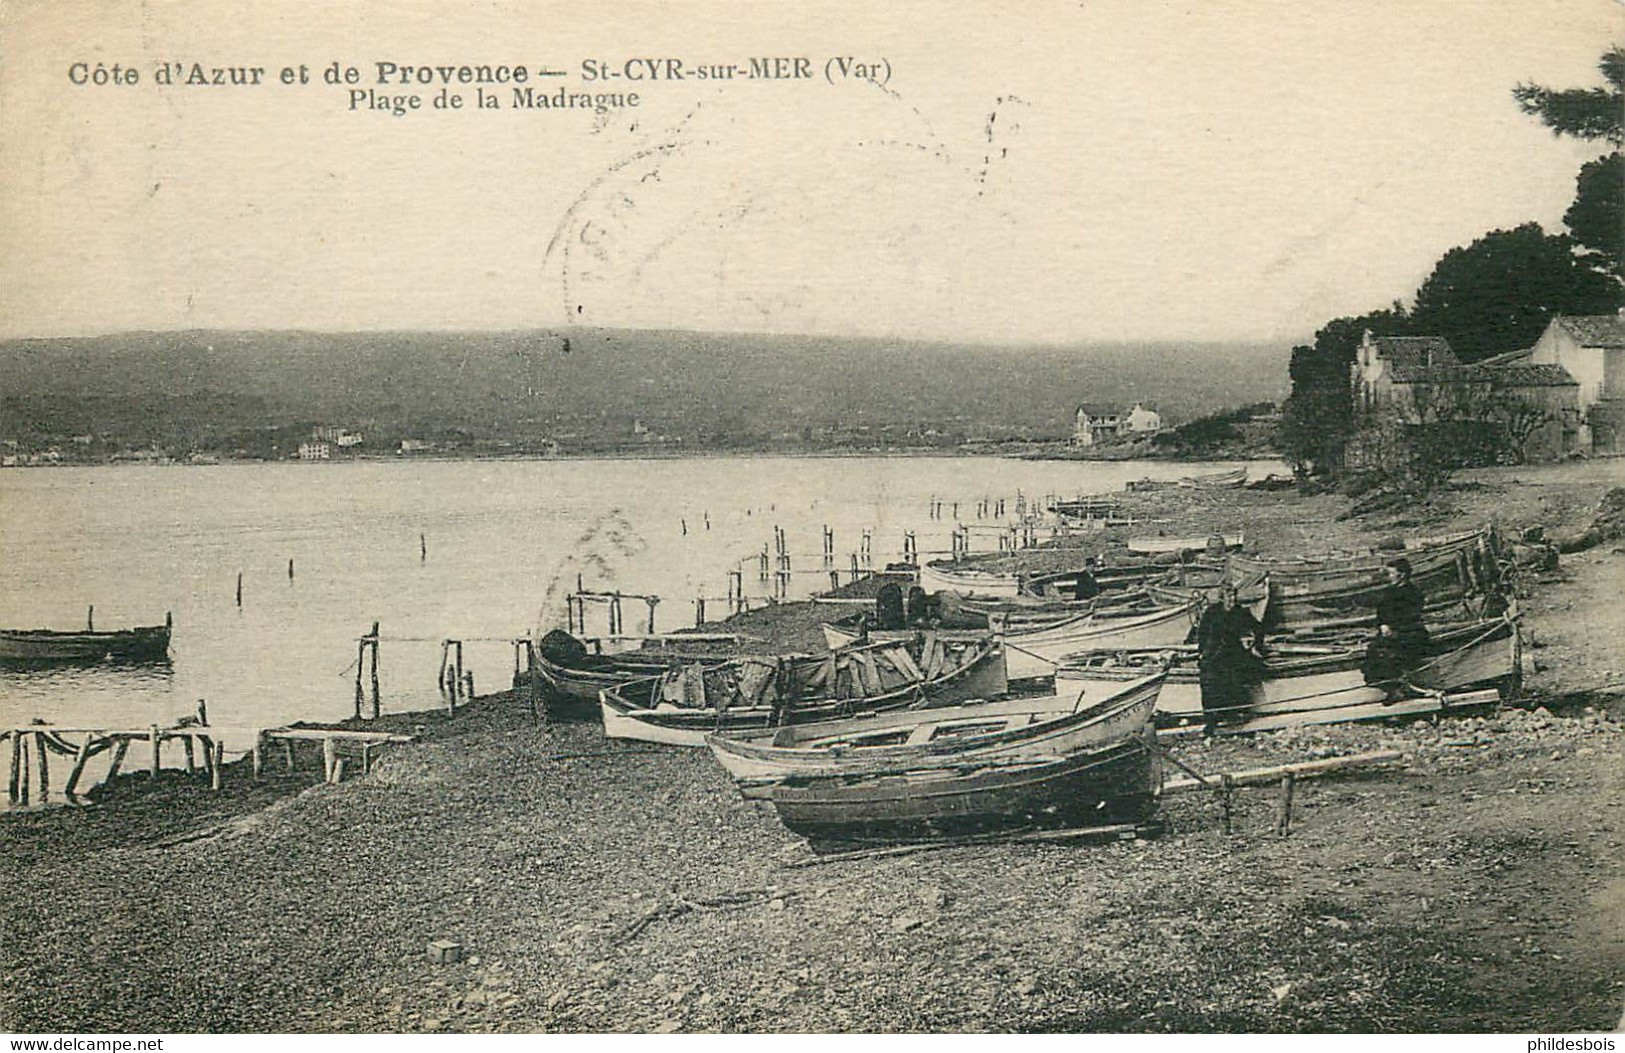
0, 456, 1281, 737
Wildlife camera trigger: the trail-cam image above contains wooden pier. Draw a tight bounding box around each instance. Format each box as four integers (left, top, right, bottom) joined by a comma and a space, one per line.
2, 721, 414, 808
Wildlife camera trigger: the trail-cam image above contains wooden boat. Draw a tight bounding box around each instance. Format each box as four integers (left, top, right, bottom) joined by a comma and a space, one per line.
707, 672, 1165, 796
918, 559, 1024, 598
1126, 531, 1245, 556
935, 586, 1154, 630
0, 613, 171, 665
521, 631, 735, 708
823, 598, 1199, 681
599, 635, 1009, 747
766, 711, 1162, 845
1178, 467, 1248, 489
1056, 611, 1521, 728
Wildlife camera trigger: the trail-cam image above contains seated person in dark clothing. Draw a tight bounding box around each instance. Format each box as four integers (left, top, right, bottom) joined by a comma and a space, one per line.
1196, 584, 1264, 734
1361, 557, 1432, 688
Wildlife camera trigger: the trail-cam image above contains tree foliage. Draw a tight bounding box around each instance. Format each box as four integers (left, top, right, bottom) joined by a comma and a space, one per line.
1409, 223, 1621, 361
1512, 46, 1625, 145
1566, 153, 1624, 277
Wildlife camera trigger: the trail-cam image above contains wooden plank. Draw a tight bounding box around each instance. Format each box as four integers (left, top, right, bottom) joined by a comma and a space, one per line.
104, 738, 129, 782
1162, 749, 1404, 794
63, 737, 95, 798
786, 822, 1152, 866
263, 729, 414, 743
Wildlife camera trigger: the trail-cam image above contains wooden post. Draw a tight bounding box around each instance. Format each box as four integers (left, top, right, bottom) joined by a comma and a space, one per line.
18, 736, 29, 806
105, 738, 128, 783
528, 640, 543, 721
181, 734, 196, 776
354, 638, 366, 719
87, 604, 95, 631
695, 597, 705, 626
34, 732, 48, 803
199, 734, 216, 784
323, 736, 337, 784
1275, 772, 1296, 836
251, 732, 264, 778
236, 571, 243, 607
7, 732, 19, 806
64, 737, 94, 800
211, 741, 224, 792
421, 533, 428, 563
361, 743, 372, 775
288, 558, 295, 580
646, 597, 658, 634
332, 758, 346, 783
1221, 775, 1234, 835
283, 738, 295, 772
149, 725, 161, 780
463, 670, 475, 699
829, 570, 840, 592
455, 641, 465, 700
438, 640, 450, 695
368, 621, 381, 720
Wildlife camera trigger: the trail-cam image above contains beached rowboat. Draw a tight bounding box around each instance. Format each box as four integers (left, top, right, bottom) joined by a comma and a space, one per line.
707, 672, 1164, 796
766, 716, 1162, 845
822, 598, 1199, 680
1056, 611, 1521, 728
599, 635, 1009, 747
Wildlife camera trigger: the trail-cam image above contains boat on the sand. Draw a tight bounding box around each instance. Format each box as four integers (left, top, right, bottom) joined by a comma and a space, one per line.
599, 634, 1009, 747
707, 671, 1165, 797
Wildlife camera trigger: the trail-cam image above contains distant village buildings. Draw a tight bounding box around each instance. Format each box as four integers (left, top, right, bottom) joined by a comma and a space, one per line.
1072, 403, 1161, 446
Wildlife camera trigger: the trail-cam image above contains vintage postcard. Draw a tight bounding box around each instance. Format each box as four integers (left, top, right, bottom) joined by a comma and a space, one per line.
2, 0, 1623, 1039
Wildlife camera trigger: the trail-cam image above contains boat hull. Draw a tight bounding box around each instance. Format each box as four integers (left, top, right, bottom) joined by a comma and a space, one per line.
769, 738, 1161, 845
0, 625, 171, 665
708, 673, 1164, 789
600, 641, 1010, 747
1058, 614, 1520, 725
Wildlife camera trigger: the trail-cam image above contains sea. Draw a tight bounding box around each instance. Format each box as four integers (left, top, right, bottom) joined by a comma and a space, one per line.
0, 456, 1281, 752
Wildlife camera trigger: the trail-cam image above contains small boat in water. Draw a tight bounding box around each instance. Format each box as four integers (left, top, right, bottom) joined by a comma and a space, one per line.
0, 613, 172, 665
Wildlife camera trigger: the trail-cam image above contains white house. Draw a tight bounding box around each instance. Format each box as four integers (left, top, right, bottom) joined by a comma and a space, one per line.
1072, 405, 1124, 446
1528, 313, 1625, 454
1124, 403, 1162, 434
296, 441, 331, 461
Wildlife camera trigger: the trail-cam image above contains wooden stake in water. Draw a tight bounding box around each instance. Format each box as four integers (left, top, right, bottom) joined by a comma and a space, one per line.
288, 559, 295, 581
236, 572, 243, 607
421, 533, 427, 563
87, 605, 95, 631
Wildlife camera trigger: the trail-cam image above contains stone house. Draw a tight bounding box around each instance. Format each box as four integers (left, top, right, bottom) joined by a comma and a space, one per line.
1528, 313, 1625, 454
1349, 331, 1580, 465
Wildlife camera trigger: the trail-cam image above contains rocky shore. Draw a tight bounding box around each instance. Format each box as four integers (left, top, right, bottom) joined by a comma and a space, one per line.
2, 462, 1622, 1034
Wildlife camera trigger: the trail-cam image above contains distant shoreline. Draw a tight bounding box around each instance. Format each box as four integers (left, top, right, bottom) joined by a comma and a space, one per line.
1, 444, 1286, 469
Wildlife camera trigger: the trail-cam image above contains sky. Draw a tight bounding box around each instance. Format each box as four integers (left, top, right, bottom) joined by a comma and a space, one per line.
0, 0, 1619, 344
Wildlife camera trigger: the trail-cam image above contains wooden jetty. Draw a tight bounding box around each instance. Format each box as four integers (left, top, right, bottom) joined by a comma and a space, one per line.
2, 721, 414, 808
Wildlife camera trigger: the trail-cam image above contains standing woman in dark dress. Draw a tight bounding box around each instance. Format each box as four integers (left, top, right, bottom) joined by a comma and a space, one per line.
1196, 584, 1264, 735
1362, 557, 1431, 687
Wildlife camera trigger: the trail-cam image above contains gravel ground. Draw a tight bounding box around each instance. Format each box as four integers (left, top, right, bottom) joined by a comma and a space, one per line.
2, 462, 1622, 1034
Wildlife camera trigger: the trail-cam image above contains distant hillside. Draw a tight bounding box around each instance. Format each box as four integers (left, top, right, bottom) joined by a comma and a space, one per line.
0, 328, 1289, 453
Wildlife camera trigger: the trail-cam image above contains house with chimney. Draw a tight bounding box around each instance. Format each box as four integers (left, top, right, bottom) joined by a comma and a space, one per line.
1349, 330, 1580, 466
